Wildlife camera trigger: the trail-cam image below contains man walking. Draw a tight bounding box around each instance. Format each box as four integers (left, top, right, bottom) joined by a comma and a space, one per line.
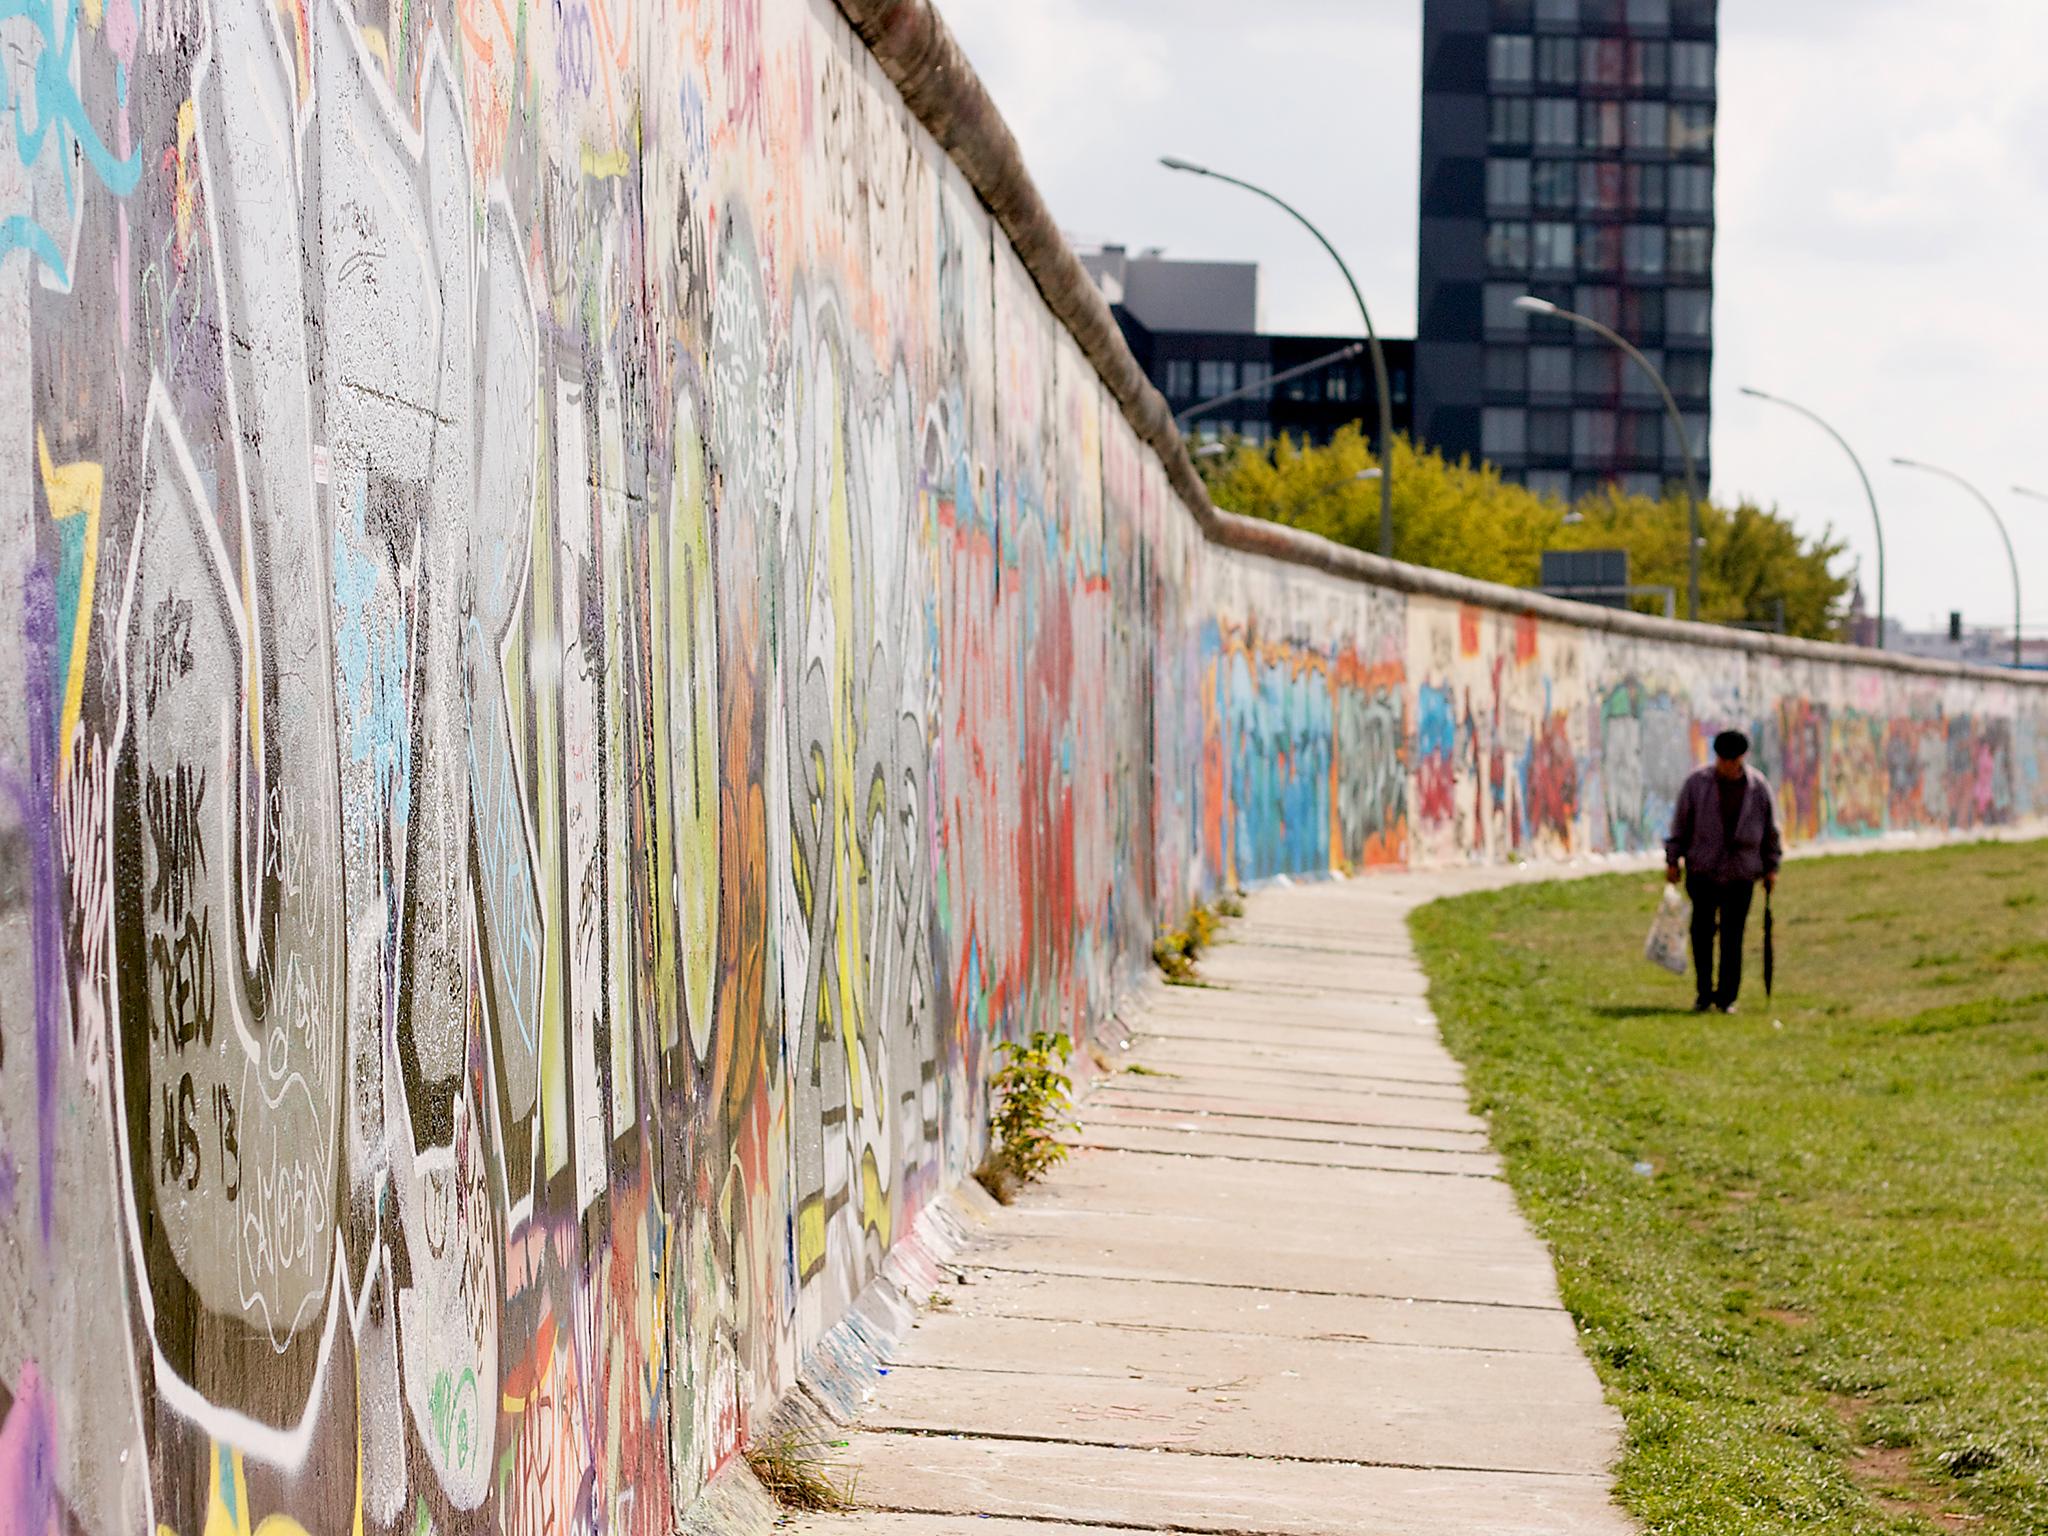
1665, 729, 1782, 1014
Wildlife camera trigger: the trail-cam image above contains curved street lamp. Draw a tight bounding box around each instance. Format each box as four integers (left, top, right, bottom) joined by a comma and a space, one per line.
1160, 156, 1397, 557
1740, 386, 1885, 648
1892, 459, 2021, 668
1516, 296, 1701, 621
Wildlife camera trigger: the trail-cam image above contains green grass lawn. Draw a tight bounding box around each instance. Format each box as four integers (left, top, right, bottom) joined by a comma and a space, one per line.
1411, 839, 2048, 1535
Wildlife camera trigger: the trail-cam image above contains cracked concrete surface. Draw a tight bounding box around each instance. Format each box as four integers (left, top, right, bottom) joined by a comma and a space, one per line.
791, 868, 1640, 1534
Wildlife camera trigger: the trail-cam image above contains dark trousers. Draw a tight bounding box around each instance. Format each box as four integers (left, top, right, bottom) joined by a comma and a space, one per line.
1686, 874, 1754, 1007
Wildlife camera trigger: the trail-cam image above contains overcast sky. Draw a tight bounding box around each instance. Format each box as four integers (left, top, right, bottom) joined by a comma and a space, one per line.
941, 0, 2048, 635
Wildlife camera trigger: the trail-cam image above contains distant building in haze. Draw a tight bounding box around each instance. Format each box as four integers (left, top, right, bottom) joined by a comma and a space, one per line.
1076, 244, 1414, 450
1414, 0, 1716, 501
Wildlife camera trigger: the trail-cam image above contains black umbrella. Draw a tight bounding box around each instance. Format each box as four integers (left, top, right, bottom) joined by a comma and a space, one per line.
1763, 888, 1775, 998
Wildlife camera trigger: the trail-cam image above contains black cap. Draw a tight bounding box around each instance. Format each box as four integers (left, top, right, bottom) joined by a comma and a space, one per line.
1713, 729, 1750, 760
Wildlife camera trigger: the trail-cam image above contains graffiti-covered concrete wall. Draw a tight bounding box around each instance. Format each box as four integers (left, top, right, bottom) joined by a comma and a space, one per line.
3, 0, 2046, 1528
1196, 526, 2048, 888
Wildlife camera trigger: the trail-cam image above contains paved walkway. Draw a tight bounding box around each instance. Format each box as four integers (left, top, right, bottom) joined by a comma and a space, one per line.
795, 869, 1636, 1535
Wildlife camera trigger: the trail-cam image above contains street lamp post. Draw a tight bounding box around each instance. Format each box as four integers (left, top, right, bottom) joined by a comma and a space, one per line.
1739, 386, 1885, 648
1892, 459, 2021, 668
1160, 156, 1397, 558
1516, 296, 1701, 622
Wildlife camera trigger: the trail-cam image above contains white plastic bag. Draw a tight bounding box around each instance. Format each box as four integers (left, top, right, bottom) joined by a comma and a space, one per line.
1644, 886, 1691, 975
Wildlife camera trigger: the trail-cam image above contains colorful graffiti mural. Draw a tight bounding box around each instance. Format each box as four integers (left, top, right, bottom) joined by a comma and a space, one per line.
3, 0, 2048, 1529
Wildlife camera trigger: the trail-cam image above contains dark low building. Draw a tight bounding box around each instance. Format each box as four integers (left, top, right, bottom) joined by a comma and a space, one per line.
1078, 244, 1414, 450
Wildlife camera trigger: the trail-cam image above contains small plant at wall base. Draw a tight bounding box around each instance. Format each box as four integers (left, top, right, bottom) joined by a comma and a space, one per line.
743, 1428, 857, 1511
975, 1030, 1078, 1204
1153, 927, 1198, 982
1155, 898, 1234, 985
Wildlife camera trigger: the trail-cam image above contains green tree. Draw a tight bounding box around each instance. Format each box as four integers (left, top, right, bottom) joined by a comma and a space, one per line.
1199, 426, 1850, 641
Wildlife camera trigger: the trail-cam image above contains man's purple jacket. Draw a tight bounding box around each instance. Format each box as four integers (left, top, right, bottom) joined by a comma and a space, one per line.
1664, 764, 1783, 884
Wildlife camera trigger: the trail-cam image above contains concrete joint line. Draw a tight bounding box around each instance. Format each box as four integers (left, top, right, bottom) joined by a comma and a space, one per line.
865, 1424, 1615, 1480
961, 1262, 1575, 1314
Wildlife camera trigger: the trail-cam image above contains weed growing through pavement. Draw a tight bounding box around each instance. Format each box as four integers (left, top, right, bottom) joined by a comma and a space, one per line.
1153, 895, 1241, 985
744, 1428, 857, 1511
975, 1030, 1077, 1203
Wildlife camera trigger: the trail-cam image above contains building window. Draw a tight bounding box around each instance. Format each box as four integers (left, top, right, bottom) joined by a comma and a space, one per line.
1163, 359, 1194, 400
1577, 224, 1621, 273
1618, 412, 1661, 460
1536, 35, 1577, 85
1669, 226, 1712, 276
1666, 289, 1710, 339
1580, 100, 1624, 151
1241, 361, 1273, 401
1197, 359, 1236, 399
1628, 40, 1667, 90
1621, 347, 1666, 400
1573, 409, 1619, 458
1490, 97, 1533, 147
1534, 0, 1579, 24
1240, 420, 1272, 446
1534, 98, 1577, 148
1485, 283, 1533, 333
1663, 412, 1708, 461
1623, 223, 1666, 276
1621, 287, 1665, 339
1490, 34, 1534, 86
1672, 103, 1715, 154
1626, 102, 1668, 151
1669, 164, 1712, 214
1672, 0, 1713, 27
1488, 220, 1532, 271
1573, 348, 1620, 395
1581, 37, 1626, 89
1671, 40, 1713, 91
1626, 0, 1670, 27
1492, 0, 1534, 24
1529, 346, 1573, 394
1483, 407, 1529, 457
1529, 409, 1572, 455
1573, 284, 1621, 329
1487, 158, 1533, 209
1579, 162, 1621, 212
1532, 221, 1575, 273
1527, 468, 1573, 500
1664, 350, 1710, 399
1486, 346, 1528, 392
1533, 160, 1577, 210
1628, 162, 1667, 213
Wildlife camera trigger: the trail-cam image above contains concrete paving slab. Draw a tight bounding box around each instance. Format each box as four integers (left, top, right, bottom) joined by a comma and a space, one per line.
875, 1321, 1618, 1473
932, 1268, 1585, 1355
1069, 1122, 1500, 1177
1082, 1102, 1490, 1153
1020, 1144, 1523, 1220
969, 1218, 1565, 1310
1089, 1083, 1485, 1131
834, 1433, 1634, 1536
864, 1352, 1615, 1473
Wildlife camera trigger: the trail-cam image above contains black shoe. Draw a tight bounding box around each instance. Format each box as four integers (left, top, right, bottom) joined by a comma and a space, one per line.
1717, 1001, 1739, 1015
1692, 999, 1714, 1014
